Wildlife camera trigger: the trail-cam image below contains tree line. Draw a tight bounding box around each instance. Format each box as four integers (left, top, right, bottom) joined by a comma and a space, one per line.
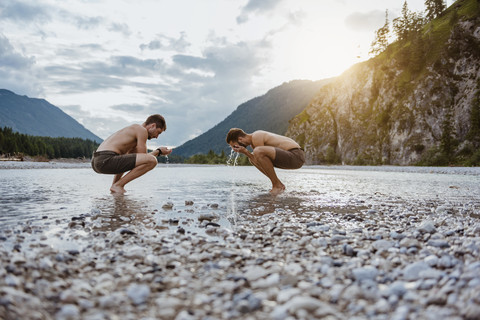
0, 127, 99, 159
370, 0, 447, 56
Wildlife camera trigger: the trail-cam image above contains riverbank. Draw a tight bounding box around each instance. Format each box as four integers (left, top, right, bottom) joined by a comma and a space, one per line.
0, 158, 91, 169
0, 166, 479, 319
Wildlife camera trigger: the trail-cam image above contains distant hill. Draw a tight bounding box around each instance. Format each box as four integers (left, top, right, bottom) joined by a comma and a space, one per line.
173, 79, 330, 158
0, 89, 102, 143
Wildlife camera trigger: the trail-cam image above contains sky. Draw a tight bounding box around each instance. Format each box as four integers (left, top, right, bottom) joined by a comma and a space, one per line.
0, 0, 454, 149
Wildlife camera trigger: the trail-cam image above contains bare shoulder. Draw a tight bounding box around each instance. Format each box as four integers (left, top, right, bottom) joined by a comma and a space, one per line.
252, 130, 268, 146
129, 124, 146, 136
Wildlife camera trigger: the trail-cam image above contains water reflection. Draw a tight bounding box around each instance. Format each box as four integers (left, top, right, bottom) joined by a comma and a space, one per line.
242, 193, 307, 216
90, 195, 155, 232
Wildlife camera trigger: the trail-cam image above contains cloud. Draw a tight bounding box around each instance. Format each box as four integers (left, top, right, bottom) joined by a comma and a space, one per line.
345, 10, 386, 32
237, 0, 284, 24
74, 15, 105, 30
110, 104, 146, 113
109, 23, 132, 37
0, 0, 51, 23
0, 33, 42, 96
140, 32, 190, 52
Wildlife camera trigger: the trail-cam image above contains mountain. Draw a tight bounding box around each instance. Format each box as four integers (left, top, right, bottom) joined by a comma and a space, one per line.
173, 79, 330, 157
0, 89, 102, 143
287, 0, 480, 166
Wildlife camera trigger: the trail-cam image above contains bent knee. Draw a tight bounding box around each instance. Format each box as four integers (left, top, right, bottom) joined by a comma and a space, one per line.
147, 155, 158, 167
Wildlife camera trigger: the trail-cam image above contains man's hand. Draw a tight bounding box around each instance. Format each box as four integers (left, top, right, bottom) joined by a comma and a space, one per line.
232, 144, 248, 155
157, 147, 173, 156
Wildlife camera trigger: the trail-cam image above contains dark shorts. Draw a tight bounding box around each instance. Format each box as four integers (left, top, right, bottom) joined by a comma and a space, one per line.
273, 148, 305, 169
91, 151, 137, 174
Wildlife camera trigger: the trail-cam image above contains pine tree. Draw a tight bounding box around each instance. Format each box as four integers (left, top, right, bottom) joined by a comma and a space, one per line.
393, 1, 425, 41
425, 0, 446, 21
370, 10, 390, 56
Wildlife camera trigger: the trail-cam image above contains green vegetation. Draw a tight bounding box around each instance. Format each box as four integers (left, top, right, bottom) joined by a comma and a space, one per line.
184, 150, 250, 166
0, 127, 99, 159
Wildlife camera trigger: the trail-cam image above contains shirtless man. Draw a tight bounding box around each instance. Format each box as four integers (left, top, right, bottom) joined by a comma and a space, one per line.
91, 114, 172, 193
226, 128, 305, 195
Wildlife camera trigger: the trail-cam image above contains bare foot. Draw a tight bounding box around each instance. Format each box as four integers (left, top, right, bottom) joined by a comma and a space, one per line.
270, 185, 285, 195
110, 184, 126, 194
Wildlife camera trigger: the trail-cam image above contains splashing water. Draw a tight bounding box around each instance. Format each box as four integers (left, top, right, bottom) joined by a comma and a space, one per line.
165, 155, 169, 165
227, 149, 239, 166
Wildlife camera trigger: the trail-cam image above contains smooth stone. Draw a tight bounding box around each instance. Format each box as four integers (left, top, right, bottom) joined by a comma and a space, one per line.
5, 274, 20, 287
418, 221, 437, 234
127, 284, 150, 305
277, 288, 301, 303
389, 281, 407, 297
372, 239, 394, 251
285, 296, 327, 312
123, 246, 146, 259
427, 240, 450, 248
352, 266, 378, 282
390, 231, 406, 240
402, 262, 433, 281
243, 265, 269, 282
162, 201, 174, 209
343, 244, 355, 256
251, 273, 280, 289
56, 304, 79, 319
198, 212, 219, 221
400, 238, 421, 248
424, 255, 439, 267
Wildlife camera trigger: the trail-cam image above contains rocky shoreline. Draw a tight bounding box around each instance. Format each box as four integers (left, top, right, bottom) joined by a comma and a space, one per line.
1, 191, 480, 320
0, 159, 91, 170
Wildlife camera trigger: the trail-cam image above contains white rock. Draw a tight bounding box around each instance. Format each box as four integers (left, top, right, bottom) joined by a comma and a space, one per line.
251, 273, 280, 289
243, 265, 269, 282
123, 245, 146, 259
277, 288, 301, 303
162, 201, 174, 209
198, 212, 219, 221
352, 265, 378, 282
402, 261, 432, 281
424, 255, 439, 267
127, 283, 150, 305
372, 239, 394, 251
56, 304, 79, 319
5, 274, 20, 287
284, 296, 327, 312
418, 220, 436, 234
284, 263, 303, 275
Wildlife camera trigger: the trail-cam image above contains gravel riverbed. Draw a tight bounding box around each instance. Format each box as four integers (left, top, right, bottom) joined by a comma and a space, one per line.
0, 166, 479, 319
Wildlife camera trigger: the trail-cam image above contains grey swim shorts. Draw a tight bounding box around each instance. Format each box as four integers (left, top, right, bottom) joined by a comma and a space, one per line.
91, 151, 137, 174
273, 148, 305, 169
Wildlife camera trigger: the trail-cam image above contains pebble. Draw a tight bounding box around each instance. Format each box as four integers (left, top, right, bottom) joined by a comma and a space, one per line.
352, 266, 378, 282
127, 284, 150, 305
0, 185, 479, 320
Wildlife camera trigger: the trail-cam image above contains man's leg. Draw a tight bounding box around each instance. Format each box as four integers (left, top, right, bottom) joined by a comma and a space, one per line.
110, 154, 157, 193
250, 146, 285, 195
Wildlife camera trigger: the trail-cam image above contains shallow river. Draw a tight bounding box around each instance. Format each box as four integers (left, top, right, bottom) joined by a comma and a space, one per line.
1, 165, 479, 240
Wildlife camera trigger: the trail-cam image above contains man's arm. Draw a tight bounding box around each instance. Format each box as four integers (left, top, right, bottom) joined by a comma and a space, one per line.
134, 125, 148, 154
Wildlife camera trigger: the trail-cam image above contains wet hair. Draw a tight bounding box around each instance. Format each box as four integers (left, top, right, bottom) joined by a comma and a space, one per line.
145, 114, 166, 131
226, 128, 246, 143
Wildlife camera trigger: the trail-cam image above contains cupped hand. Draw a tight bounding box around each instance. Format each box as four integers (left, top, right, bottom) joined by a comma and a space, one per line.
232, 145, 247, 154
160, 147, 173, 155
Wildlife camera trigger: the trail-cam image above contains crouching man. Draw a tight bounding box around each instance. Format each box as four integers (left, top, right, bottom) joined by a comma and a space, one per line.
92, 114, 172, 193
226, 128, 305, 195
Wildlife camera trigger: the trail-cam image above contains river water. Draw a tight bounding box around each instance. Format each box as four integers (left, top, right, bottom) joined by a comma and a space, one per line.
1, 164, 479, 239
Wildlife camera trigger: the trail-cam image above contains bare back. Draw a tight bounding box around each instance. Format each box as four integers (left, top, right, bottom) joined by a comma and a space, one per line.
251, 130, 300, 150
96, 124, 147, 154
